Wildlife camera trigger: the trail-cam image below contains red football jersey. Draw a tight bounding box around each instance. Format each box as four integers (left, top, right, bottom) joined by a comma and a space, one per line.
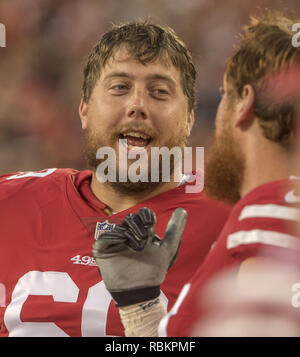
160, 178, 300, 337
0, 168, 230, 337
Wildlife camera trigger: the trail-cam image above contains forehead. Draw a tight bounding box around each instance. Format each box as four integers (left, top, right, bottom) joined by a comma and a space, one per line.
100, 45, 182, 83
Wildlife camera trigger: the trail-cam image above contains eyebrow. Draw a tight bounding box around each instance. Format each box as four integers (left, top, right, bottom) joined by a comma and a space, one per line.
103, 72, 133, 80
103, 71, 177, 86
148, 74, 177, 86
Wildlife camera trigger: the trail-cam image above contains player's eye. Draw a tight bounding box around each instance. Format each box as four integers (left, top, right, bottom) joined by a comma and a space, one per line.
109, 84, 130, 94
150, 88, 169, 99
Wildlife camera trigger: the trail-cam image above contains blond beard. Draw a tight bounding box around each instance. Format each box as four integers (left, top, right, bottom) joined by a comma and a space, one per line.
204, 123, 245, 205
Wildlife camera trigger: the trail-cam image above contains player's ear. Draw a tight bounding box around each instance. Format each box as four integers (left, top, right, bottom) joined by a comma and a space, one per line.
234, 84, 255, 129
186, 110, 194, 136
79, 97, 89, 130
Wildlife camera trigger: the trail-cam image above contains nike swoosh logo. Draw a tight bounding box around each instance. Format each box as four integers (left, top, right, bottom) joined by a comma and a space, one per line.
285, 190, 300, 203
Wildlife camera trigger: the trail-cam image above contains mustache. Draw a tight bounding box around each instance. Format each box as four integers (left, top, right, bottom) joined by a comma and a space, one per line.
110, 123, 158, 140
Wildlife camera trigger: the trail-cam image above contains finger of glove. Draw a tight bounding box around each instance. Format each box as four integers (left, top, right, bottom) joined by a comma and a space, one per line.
93, 237, 127, 256
162, 208, 187, 256
97, 225, 128, 242
123, 213, 149, 241
168, 240, 181, 270
93, 226, 127, 253
123, 230, 147, 251
138, 207, 156, 227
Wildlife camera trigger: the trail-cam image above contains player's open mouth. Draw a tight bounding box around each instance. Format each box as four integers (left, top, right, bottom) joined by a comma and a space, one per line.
119, 131, 153, 152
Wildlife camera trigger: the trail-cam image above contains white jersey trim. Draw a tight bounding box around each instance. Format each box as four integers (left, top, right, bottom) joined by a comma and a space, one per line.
177, 173, 190, 187
227, 229, 300, 251
239, 204, 300, 222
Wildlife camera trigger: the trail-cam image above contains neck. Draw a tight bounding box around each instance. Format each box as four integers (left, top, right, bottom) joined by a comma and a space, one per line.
240, 139, 294, 198
90, 171, 181, 213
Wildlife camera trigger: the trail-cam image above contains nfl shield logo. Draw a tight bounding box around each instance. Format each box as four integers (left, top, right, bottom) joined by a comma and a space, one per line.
94, 220, 115, 240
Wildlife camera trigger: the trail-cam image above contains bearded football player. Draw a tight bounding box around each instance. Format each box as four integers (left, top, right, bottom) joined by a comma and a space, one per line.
93, 12, 300, 337
0, 22, 230, 337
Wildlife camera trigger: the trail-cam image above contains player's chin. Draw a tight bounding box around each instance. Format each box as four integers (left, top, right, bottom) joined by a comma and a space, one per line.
109, 179, 163, 195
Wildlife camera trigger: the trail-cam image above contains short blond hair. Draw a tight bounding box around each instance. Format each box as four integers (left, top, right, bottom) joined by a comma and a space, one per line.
225, 11, 300, 146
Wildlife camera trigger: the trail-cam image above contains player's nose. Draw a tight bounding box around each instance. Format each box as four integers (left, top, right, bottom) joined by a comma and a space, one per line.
126, 89, 148, 120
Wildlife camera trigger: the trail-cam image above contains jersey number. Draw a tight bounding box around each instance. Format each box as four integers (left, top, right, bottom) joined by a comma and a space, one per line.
4, 271, 115, 337
4, 271, 168, 337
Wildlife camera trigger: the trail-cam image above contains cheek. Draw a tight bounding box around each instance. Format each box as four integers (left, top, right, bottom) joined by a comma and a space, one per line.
158, 103, 188, 129
154, 115, 180, 141
89, 98, 123, 129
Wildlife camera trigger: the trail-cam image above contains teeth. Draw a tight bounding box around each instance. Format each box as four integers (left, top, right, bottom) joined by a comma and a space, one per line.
127, 144, 147, 151
122, 132, 151, 140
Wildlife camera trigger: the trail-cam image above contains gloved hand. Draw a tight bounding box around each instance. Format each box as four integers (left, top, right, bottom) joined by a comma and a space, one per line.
92, 207, 187, 306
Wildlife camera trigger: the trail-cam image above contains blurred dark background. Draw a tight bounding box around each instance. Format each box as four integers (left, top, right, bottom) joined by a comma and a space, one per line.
0, 0, 299, 174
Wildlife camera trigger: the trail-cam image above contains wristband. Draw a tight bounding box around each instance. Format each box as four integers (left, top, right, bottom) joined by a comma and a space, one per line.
111, 286, 161, 307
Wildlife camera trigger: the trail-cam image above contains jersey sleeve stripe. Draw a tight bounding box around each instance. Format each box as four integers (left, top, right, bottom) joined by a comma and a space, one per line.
239, 204, 300, 222
227, 229, 300, 250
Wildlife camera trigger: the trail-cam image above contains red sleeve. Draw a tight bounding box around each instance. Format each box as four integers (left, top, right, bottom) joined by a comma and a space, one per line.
227, 200, 300, 263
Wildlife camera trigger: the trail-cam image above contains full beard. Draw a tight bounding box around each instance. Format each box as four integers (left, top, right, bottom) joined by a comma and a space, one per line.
83, 124, 188, 196
204, 124, 245, 206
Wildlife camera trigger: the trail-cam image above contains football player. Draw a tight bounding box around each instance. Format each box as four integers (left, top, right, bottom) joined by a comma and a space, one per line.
93, 12, 300, 336
0, 21, 230, 336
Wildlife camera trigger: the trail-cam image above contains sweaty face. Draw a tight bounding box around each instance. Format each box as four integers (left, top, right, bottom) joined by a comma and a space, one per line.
204, 81, 245, 205
81, 46, 193, 194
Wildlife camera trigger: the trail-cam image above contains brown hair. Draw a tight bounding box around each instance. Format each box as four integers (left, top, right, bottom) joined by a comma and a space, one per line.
82, 20, 196, 112
225, 11, 300, 145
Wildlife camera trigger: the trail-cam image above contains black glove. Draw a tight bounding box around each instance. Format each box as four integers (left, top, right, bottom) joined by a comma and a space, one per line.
92, 207, 187, 306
